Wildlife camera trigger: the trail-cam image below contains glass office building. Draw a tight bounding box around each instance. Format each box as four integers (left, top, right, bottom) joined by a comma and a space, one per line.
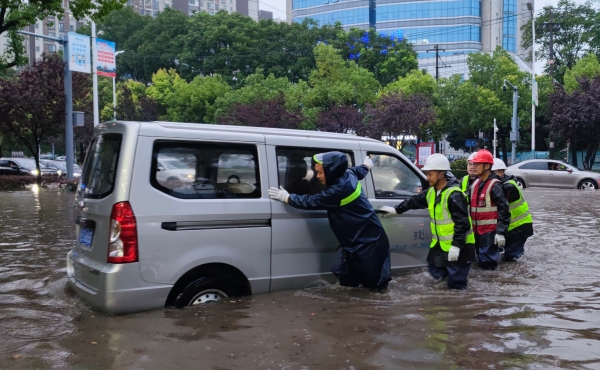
290, 0, 532, 78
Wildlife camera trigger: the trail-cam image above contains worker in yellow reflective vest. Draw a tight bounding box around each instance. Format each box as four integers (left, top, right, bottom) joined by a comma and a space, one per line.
461, 152, 477, 193
269, 152, 391, 291
492, 158, 534, 261
378, 154, 475, 290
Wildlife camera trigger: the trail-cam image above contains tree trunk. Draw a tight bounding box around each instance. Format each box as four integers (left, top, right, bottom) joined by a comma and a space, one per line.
583, 142, 598, 170
570, 140, 578, 167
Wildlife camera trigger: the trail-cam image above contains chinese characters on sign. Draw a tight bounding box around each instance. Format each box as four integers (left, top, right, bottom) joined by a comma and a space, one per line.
68, 32, 90, 73
95, 38, 116, 78
416, 142, 435, 168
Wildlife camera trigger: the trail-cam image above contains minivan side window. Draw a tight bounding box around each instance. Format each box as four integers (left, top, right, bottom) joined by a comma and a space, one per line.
368, 153, 424, 198
151, 140, 260, 199
81, 134, 122, 199
275, 148, 354, 196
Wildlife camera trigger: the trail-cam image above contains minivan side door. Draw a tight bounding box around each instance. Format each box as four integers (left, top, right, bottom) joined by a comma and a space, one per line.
359, 142, 430, 270
130, 135, 272, 295
266, 136, 361, 291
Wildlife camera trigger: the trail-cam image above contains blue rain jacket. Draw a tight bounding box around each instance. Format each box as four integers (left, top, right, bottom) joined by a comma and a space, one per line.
287, 152, 391, 289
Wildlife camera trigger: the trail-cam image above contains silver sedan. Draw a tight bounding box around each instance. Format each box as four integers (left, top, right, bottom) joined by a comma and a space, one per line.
505, 159, 600, 190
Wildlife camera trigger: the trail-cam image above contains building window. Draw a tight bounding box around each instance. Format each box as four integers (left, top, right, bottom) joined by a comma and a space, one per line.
36, 46, 40, 52
230, 7, 232, 11
59, 23, 64, 30
189, 0, 195, 3
35, 23, 39, 28
153, 1, 159, 9
48, 44, 56, 52
207, 2, 213, 9
139, 8, 145, 14
48, 15, 55, 21
215, 4, 219, 10
48, 31, 56, 37
70, 25, 74, 31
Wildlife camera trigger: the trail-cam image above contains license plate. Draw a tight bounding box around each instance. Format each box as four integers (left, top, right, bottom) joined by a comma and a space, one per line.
79, 227, 93, 247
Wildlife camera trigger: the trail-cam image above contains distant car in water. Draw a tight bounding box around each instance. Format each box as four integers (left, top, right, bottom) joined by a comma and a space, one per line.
41, 160, 82, 178
0, 158, 58, 176
505, 159, 600, 190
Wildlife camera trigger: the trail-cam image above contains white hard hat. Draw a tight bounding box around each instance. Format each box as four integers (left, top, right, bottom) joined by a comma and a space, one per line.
467, 152, 476, 162
422, 154, 451, 171
492, 158, 507, 170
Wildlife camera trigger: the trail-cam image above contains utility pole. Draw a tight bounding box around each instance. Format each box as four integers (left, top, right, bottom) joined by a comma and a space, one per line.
504, 79, 519, 165
369, 0, 376, 31
527, 2, 537, 160
427, 44, 447, 80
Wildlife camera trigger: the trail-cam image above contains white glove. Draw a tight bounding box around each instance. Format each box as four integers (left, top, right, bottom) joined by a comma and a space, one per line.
268, 186, 289, 202
377, 206, 397, 217
495, 234, 506, 248
448, 246, 460, 262
363, 156, 374, 170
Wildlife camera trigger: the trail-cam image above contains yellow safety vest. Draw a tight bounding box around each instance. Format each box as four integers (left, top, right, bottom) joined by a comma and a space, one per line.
505, 179, 532, 231
426, 186, 475, 252
461, 175, 469, 193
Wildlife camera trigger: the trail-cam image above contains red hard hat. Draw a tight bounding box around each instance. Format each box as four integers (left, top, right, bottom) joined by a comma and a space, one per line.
472, 149, 494, 165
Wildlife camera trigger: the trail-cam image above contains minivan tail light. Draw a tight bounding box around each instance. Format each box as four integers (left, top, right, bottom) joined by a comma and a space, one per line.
108, 202, 138, 264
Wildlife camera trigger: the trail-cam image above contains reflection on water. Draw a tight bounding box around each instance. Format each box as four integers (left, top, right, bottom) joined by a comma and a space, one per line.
0, 189, 599, 369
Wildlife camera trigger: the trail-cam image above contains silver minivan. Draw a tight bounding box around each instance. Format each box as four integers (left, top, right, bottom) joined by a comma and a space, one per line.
67, 121, 431, 314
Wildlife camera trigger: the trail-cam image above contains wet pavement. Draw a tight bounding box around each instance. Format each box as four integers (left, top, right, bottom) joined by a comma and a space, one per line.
1, 188, 600, 369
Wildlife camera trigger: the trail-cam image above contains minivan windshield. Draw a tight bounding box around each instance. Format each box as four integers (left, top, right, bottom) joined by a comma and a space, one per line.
80, 134, 122, 199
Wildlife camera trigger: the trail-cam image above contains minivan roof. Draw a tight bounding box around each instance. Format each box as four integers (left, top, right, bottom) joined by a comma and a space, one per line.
120, 121, 382, 144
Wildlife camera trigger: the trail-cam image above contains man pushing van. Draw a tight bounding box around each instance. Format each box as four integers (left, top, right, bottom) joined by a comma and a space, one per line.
268, 152, 391, 291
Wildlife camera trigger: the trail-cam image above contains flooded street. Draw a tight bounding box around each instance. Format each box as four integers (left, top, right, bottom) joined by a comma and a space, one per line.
1, 189, 600, 369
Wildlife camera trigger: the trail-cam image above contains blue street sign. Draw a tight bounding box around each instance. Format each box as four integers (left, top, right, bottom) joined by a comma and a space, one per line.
465, 139, 477, 147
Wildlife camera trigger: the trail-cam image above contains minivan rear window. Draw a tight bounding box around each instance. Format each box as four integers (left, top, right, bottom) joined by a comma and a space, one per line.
80, 134, 122, 199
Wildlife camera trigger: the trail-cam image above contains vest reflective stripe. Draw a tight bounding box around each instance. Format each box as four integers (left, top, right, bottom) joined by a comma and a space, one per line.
426, 187, 475, 252
505, 179, 533, 231
461, 176, 469, 193
340, 182, 362, 206
470, 178, 500, 235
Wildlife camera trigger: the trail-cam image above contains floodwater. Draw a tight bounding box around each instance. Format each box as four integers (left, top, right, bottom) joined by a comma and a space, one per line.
1, 189, 600, 369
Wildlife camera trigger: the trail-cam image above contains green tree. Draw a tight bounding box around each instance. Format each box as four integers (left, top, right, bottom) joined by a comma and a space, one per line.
383, 69, 436, 96
213, 71, 298, 122
563, 53, 600, 92
331, 29, 418, 86
0, 0, 126, 70
521, 0, 597, 83
306, 43, 380, 110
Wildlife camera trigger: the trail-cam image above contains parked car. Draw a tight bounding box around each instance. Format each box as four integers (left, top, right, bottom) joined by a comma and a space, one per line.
41, 160, 82, 177
67, 121, 430, 314
505, 159, 600, 190
0, 158, 58, 176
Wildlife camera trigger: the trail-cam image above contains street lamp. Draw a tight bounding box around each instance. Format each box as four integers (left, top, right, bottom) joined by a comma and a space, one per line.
503, 79, 519, 165
113, 50, 125, 121
527, 2, 536, 160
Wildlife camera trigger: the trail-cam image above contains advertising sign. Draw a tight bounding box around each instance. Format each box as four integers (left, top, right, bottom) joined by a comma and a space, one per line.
96, 38, 116, 78
416, 142, 435, 168
68, 32, 91, 73
465, 139, 477, 147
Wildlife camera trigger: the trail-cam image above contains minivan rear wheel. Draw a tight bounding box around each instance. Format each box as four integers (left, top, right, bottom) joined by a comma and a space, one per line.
174, 277, 233, 308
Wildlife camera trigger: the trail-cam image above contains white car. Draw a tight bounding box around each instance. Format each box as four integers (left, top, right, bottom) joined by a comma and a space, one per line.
155, 156, 196, 189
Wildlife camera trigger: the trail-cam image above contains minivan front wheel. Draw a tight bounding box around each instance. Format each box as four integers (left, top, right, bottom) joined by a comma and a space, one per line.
174, 277, 232, 308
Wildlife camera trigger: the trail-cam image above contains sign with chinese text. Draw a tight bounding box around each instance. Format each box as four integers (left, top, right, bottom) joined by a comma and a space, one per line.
96, 38, 116, 78
68, 32, 90, 73
416, 142, 435, 168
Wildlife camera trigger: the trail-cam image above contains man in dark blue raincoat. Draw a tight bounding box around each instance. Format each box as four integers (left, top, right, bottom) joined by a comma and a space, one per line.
268, 151, 391, 290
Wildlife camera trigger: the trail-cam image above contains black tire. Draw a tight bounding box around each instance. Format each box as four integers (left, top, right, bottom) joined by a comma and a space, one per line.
174, 277, 233, 308
515, 178, 526, 189
578, 179, 598, 190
